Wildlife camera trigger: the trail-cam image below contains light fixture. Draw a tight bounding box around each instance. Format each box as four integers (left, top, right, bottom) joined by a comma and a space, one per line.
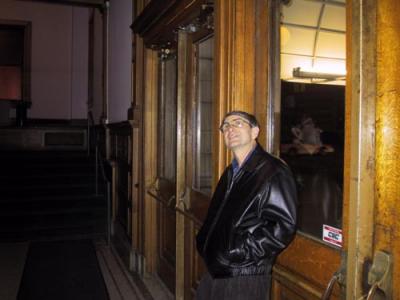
292, 67, 346, 81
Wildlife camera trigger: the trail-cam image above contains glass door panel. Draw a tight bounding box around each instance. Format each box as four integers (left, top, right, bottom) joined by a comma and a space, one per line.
193, 37, 214, 197
280, 82, 344, 243
155, 54, 177, 294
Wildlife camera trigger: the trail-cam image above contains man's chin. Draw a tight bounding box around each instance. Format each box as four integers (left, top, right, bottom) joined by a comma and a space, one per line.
226, 143, 241, 150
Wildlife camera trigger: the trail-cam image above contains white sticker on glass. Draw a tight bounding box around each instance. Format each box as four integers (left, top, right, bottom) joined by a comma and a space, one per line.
323, 224, 342, 248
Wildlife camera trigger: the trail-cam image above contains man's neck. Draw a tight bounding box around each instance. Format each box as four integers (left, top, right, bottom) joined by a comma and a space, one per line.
232, 141, 257, 166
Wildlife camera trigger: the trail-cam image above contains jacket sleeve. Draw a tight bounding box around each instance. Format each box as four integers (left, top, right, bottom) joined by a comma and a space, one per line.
236, 168, 298, 263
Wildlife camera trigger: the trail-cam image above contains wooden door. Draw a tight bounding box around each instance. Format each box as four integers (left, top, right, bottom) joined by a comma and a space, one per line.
177, 32, 215, 300
148, 53, 178, 294
273, 0, 399, 299
174, 26, 215, 299
131, 2, 215, 298
268, 0, 347, 299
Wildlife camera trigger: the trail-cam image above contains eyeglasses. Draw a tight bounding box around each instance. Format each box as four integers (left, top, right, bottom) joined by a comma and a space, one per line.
219, 118, 251, 133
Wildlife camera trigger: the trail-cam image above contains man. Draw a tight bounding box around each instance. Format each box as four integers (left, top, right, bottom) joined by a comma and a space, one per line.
196, 111, 297, 300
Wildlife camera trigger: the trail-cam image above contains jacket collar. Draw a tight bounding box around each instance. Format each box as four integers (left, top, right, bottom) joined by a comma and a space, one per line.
230, 143, 267, 174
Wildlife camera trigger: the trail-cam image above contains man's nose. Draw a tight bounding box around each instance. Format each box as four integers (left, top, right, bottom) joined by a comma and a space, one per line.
227, 125, 235, 133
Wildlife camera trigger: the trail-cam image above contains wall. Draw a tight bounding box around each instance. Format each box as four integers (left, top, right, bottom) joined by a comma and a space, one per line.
0, 0, 89, 120
92, 8, 103, 125
71, 8, 89, 120
108, 0, 132, 123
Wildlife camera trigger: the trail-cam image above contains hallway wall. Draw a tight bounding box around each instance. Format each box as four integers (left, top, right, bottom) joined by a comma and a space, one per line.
108, 0, 132, 123
0, 0, 89, 120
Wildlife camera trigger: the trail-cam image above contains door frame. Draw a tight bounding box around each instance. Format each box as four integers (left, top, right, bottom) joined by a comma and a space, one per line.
345, 0, 376, 298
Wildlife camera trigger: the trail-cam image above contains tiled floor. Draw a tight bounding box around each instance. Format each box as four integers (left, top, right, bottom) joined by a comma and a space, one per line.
0, 240, 173, 300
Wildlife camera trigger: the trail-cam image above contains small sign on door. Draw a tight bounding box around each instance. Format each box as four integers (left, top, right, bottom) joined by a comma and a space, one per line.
323, 224, 342, 248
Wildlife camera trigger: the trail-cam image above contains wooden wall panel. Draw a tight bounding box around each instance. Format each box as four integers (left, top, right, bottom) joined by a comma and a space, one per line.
108, 122, 132, 236
214, 0, 269, 178
376, 0, 400, 297
158, 204, 177, 293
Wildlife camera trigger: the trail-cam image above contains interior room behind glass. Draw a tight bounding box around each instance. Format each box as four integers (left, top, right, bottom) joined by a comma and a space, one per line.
279, 0, 346, 244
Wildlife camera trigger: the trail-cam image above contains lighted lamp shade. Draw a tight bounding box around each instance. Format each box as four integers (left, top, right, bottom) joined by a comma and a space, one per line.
0, 66, 22, 100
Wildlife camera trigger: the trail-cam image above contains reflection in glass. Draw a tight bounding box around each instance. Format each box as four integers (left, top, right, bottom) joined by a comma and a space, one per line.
280, 81, 344, 241
159, 57, 177, 182
193, 37, 214, 196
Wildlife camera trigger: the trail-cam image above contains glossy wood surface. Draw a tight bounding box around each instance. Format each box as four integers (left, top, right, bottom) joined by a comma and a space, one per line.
129, 1, 367, 299
376, 0, 400, 297
345, 0, 376, 297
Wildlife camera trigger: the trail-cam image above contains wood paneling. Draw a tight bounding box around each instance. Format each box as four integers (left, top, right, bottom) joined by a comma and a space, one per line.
345, 0, 376, 297
132, 0, 212, 49
376, 0, 400, 297
158, 203, 177, 293
213, 0, 269, 178
275, 235, 341, 300
108, 122, 132, 236
130, 0, 400, 298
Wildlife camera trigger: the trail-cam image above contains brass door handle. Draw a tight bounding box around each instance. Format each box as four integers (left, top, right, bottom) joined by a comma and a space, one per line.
321, 272, 340, 300
366, 282, 379, 300
321, 256, 346, 300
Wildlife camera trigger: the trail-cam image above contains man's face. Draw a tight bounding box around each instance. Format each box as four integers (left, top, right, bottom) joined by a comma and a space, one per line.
221, 115, 260, 150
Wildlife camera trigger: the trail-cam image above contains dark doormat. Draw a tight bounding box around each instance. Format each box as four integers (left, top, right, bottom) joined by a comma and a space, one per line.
17, 240, 109, 300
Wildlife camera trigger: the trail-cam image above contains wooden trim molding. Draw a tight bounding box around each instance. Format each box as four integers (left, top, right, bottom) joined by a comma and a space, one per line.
131, 0, 213, 49
142, 48, 159, 274
345, 0, 376, 298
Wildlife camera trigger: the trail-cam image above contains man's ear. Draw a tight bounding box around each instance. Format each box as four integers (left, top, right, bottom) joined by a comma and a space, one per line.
251, 126, 260, 140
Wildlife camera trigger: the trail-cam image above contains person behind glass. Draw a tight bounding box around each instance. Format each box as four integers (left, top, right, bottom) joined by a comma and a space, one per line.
195, 111, 298, 300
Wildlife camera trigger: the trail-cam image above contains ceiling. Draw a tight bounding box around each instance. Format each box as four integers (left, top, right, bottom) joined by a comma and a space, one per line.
280, 0, 346, 85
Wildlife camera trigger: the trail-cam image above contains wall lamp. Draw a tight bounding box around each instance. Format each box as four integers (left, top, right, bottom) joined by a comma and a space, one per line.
292, 67, 346, 81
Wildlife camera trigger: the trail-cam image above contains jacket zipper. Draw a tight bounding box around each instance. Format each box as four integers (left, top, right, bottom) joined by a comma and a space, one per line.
202, 170, 240, 253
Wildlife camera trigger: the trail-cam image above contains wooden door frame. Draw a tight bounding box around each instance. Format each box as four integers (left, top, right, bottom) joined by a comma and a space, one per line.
175, 30, 193, 300
345, 0, 376, 298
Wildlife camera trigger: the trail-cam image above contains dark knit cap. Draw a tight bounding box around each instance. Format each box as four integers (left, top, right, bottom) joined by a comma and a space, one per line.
221, 111, 260, 128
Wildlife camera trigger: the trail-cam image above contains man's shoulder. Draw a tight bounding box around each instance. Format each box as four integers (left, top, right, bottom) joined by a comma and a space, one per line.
251, 147, 291, 176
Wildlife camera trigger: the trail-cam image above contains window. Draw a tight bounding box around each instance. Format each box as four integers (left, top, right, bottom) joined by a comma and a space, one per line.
158, 55, 177, 182
193, 37, 214, 196
280, 81, 345, 239
0, 24, 25, 101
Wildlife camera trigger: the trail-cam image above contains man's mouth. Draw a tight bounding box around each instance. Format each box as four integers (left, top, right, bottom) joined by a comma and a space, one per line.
228, 136, 240, 143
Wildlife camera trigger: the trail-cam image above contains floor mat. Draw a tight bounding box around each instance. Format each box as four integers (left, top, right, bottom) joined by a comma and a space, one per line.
17, 239, 109, 300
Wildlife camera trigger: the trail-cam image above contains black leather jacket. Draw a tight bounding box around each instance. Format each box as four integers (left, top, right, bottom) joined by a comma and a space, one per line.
196, 144, 297, 278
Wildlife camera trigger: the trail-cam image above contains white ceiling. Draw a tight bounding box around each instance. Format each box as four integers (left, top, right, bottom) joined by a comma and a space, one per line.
280, 0, 346, 85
